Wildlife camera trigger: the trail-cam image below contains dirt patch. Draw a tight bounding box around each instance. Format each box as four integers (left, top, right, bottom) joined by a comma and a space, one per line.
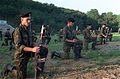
55, 65, 120, 79
50, 42, 120, 79
1, 42, 120, 79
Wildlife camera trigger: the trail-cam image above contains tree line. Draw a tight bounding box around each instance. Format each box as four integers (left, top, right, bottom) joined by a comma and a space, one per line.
0, 0, 120, 33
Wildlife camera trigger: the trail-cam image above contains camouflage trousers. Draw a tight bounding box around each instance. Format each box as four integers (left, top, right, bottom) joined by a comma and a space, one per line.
106, 34, 112, 42
83, 37, 97, 51
100, 35, 106, 44
14, 46, 48, 79
14, 57, 30, 79
63, 41, 83, 59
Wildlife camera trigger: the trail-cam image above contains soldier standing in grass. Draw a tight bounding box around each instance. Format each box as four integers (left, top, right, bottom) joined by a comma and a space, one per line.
63, 18, 83, 60
2, 28, 11, 46
13, 12, 40, 79
100, 24, 107, 44
83, 24, 97, 51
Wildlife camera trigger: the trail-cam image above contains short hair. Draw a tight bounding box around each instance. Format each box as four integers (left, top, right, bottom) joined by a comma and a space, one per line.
67, 18, 75, 22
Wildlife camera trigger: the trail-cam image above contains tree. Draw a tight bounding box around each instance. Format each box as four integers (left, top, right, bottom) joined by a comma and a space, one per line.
86, 9, 100, 29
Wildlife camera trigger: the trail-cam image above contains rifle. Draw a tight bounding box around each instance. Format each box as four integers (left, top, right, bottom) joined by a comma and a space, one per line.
29, 13, 33, 47
33, 24, 50, 79
28, 13, 38, 79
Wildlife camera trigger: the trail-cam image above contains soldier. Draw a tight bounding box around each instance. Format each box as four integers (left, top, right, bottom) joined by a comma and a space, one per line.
9, 30, 15, 51
63, 18, 83, 60
83, 24, 97, 51
2, 28, 11, 46
40, 25, 51, 45
100, 24, 107, 44
13, 12, 40, 79
108, 28, 113, 41
106, 27, 113, 42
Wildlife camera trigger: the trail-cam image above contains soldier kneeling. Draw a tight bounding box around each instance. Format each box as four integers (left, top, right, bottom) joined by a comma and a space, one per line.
73, 40, 83, 60
35, 45, 48, 77
83, 24, 97, 51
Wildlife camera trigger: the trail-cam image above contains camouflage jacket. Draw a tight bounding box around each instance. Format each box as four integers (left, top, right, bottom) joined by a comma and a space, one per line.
63, 26, 76, 43
13, 25, 32, 59
83, 28, 92, 41
100, 26, 106, 36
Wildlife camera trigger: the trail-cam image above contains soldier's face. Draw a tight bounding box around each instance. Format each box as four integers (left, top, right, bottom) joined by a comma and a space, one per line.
68, 21, 74, 27
21, 17, 31, 27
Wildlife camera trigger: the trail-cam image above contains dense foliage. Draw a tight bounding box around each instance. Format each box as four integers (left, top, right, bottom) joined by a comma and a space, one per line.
0, 0, 119, 33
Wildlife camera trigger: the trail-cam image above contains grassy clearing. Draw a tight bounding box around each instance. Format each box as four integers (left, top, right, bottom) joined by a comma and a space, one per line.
0, 32, 120, 78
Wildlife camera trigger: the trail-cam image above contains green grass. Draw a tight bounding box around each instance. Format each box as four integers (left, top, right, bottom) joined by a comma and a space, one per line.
83, 50, 120, 64
112, 32, 120, 41
0, 32, 120, 78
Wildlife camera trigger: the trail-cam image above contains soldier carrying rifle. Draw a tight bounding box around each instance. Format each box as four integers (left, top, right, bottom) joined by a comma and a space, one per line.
12, 12, 40, 79
83, 24, 97, 51
63, 18, 83, 60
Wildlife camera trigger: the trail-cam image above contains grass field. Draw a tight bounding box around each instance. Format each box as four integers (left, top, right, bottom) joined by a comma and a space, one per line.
0, 32, 120, 78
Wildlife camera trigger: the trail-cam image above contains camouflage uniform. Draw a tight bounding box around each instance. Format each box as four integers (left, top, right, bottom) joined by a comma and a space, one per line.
100, 25, 107, 44
13, 25, 33, 79
3, 29, 11, 46
83, 28, 97, 51
106, 27, 112, 42
63, 26, 82, 59
13, 25, 48, 79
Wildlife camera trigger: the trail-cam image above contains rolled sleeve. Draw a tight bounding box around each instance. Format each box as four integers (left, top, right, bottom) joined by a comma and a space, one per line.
63, 29, 67, 41
13, 28, 25, 53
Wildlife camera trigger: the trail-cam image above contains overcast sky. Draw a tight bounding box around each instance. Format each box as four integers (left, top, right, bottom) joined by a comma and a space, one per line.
33, 0, 120, 15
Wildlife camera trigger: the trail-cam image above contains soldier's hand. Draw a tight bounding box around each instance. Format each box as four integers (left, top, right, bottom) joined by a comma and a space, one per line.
104, 36, 107, 38
73, 39, 78, 43
32, 46, 40, 53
